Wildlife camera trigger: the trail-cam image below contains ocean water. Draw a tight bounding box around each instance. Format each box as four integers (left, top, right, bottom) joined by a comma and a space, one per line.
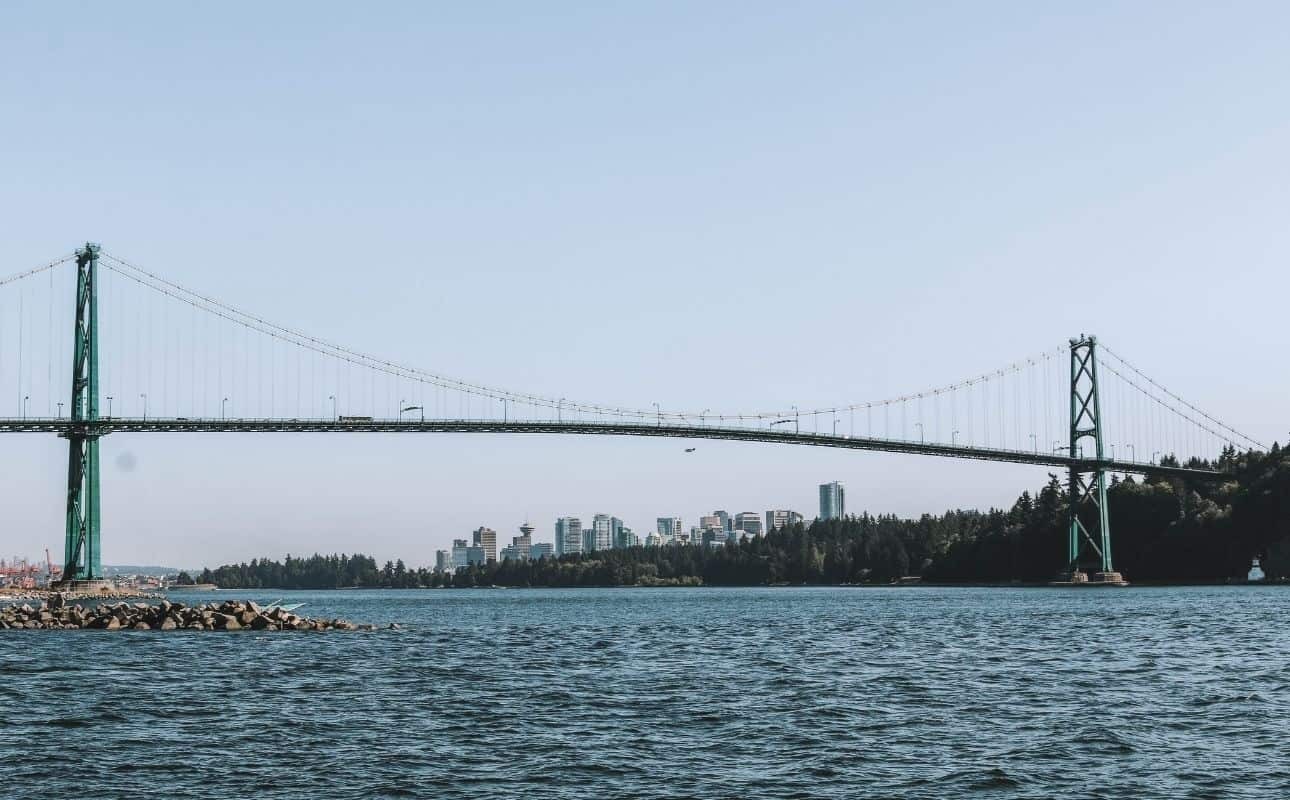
2, 586, 1288, 799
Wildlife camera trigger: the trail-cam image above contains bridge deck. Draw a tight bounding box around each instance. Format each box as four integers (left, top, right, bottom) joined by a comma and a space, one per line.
0, 417, 1222, 480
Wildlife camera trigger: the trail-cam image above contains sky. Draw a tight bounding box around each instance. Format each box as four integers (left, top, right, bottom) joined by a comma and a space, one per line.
1, 2, 1287, 569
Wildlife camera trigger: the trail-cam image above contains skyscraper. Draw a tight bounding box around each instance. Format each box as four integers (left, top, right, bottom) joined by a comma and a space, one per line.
656, 517, 683, 543
819, 482, 846, 520
451, 539, 470, 569
734, 512, 763, 537
435, 550, 452, 572
713, 510, 732, 533
555, 517, 583, 557
501, 523, 536, 561
514, 523, 533, 556
588, 514, 613, 551
472, 526, 498, 563
615, 525, 639, 549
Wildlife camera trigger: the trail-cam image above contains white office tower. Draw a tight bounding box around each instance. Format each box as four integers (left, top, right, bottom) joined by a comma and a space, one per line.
587, 514, 613, 551
765, 509, 803, 532
555, 517, 583, 557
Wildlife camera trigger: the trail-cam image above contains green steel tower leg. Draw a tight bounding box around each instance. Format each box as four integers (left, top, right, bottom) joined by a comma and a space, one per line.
61, 243, 102, 582
1067, 335, 1117, 581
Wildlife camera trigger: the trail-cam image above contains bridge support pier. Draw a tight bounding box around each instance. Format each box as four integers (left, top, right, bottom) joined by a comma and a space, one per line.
55, 243, 104, 586
1065, 336, 1124, 585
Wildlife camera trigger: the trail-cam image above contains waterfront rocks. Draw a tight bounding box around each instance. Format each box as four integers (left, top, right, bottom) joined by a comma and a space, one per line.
0, 596, 377, 632
0, 589, 164, 604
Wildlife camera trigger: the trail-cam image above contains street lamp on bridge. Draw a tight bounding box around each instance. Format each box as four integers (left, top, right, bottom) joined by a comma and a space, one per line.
140, 393, 147, 421
328, 395, 336, 422
792, 405, 799, 434
222, 397, 229, 420
106, 396, 113, 418
914, 422, 923, 444
57, 402, 63, 418
22, 395, 29, 420
1127, 444, 1136, 462
952, 429, 960, 446
652, 402, 661, 428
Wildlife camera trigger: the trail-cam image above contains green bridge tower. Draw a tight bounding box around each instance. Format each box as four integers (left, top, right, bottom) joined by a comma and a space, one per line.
59, 243, 103, 585
1066, 335, 1122, 583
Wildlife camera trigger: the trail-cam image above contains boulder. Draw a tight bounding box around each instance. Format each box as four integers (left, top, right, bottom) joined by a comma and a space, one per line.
214, 614, 242, 631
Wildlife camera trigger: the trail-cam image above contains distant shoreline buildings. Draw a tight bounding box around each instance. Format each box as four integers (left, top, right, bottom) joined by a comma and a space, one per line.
432, 481, 846, 572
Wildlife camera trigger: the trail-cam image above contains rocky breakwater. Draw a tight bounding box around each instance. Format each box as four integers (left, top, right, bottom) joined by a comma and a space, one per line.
0, 596, 387, 631
1, 589, 163, 603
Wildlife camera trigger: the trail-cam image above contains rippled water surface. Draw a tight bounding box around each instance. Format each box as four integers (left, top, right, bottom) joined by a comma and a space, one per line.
3, 586, 1288, 798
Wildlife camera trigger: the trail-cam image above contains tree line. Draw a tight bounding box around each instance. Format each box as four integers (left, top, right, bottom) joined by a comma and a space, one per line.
196, 445, 1289, 589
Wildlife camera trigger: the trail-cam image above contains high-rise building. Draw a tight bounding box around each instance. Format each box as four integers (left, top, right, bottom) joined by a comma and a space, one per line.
451, 538, 470, 569
734, 512, 763, 537
472, 526, 498, 563
502, 523, 536, 561
466, 546, 487, 566
765, 509, 803, 533
530, 542, 554, 560
513, 523, 533, 557
819, 482, 846, 520
615, 526, 639, 549
699, 514, 723, 532
644, 531, 662, 547
555, 517, 583, 557
586, 514, 614, 551
656, 517, 683, 543
713, 510, 732, 533
435, 550, 452, 572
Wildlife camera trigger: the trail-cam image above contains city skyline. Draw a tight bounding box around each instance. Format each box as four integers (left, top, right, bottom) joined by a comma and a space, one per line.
430, 481, 842, 569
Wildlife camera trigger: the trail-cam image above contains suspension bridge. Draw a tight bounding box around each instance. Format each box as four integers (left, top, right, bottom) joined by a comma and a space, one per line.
0, 244, 1265, 587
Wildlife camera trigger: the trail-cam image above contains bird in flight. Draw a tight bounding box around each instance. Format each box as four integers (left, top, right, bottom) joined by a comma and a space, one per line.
684, 447, 696, 453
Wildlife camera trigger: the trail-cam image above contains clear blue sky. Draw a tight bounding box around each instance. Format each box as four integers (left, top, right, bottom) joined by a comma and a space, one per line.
2, 2, 1286, 568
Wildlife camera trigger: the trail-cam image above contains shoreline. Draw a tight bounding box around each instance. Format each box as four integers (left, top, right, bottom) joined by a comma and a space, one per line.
161, 580, 1286, 592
